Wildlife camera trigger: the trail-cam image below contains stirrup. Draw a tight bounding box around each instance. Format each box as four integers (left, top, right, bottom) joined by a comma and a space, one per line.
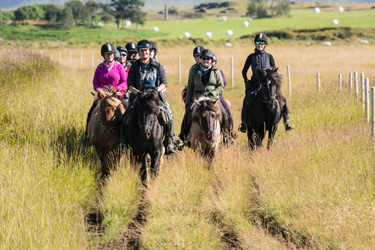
285, 121, 294, 131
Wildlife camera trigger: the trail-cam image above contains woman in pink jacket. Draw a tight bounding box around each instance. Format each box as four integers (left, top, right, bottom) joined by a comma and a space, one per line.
82, 43, 128, 142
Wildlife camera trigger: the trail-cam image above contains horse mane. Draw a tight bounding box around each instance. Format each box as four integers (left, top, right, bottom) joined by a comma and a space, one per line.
138, 90, 161, 113
256, 67, 282, 98
191, 97, 222, 122
94, 88, 122, 107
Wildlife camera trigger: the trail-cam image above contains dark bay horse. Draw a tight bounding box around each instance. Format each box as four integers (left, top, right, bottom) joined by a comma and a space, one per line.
121, 89, 165, 183
189, 97, 222, 159
87, 88, 126, 177
244, 68, 283, 150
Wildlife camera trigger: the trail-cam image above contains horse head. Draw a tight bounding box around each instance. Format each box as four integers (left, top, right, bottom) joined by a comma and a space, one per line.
193, 97, 222, 142
137, 89, 161, 140
255, 67, 281, 109
94, 88, 124, 131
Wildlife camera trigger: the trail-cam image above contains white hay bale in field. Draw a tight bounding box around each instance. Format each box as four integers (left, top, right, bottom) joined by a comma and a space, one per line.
152, 26, 159, 32
224, 42, 232, 47
314, 7, 320, 13
332, 19, 339, 25
226, 29, 233, 36
206, 32, 212, 39
221, 16, 227, 22
323, 41, 332, 46
184, 32, 191, 38
243, 21, 249, 27
249, 18, 253, 21
338, 7, 344, 12
360, 40, 369, 44
124, 20, 131, 26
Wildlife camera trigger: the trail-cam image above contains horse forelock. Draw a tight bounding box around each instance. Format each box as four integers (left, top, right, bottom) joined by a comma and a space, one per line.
192, 97, 222, 122
138, 93, 161, 113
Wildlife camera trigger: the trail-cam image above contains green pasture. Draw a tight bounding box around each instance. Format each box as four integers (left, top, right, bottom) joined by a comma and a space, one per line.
1, 7, 374, 47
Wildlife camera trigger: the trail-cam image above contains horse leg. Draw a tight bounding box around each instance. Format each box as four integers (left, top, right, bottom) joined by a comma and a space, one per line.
150, 150, 162, 178
267, 124, 279, 150
140, 154, 148, 184
247, 128, 256, 150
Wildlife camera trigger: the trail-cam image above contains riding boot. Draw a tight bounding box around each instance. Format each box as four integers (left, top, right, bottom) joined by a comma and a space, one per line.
238, 97, 248, 133
282, 102, 294, 131
164, 119, 177, 155
82, 102, 97, 144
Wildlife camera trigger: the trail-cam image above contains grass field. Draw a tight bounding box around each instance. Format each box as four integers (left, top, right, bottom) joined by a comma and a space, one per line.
1, 3, 375, 48
1, 43, 375, 249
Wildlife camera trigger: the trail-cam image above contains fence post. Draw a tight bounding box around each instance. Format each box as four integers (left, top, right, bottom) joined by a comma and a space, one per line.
50, 53, 53, 61
230, 56, 234, 88
354, 71, 358, 100
338, 73, 342, 91
178, 55, 181, 84
59, 52, 62, 64
361, 72, 365, 102
69, 50, 72, 65
365, 78, 370, 122
40, 49, 43, 56
287, 65, 291, 96
317, 73, 320, 92
349, 72, 352, 93
371, 87, 375, 137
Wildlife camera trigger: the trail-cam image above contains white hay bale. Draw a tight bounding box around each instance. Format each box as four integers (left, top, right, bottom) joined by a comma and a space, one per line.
152, 26, 159, 32
221, 16, 227, 22
314, 7, 320, 13
184, 32, 191, 38
338, 7, 344, 12
206, 32, 212, 39
226, 29, 233, 36
224, 42, 232, 47
124, 20, 131, 26
243, 21, 249, 27
332, 19, 339, 25
323, 41, 332, 46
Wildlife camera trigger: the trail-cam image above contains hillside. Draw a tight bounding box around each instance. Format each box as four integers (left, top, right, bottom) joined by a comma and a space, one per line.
1, 0, 375, 11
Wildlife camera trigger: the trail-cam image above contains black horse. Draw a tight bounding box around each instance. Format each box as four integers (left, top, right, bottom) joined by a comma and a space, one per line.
243, 68, 283, 150
120, 89, 165, 183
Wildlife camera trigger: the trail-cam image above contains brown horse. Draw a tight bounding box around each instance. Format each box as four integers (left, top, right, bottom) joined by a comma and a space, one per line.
189, 96, 222, 159
87, 88, 125, 177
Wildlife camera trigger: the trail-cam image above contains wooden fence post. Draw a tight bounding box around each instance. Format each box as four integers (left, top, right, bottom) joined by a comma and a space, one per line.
317, 73, 320, 92
349, 72, 352, 93
365, 78, 370, 122
338, 73, 342, 91
371, 87, 375, 137
178, 55, 181, 84
287, 65, 291, 96
354, 71, 358, 100
230, 56, 234, 88
361, 72, 365, 102
69, 50, 72, 65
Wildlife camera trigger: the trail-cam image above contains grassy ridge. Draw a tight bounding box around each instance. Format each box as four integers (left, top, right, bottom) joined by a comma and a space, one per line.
1, 6, 375, 48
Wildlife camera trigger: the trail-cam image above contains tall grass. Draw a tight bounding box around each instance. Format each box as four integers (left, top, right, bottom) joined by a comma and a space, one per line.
2, 44, 375, 249
0, 51, 98, 249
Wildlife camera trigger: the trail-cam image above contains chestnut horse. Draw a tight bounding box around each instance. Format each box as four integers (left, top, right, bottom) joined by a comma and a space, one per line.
87, 88, 125, 177
189, 97, 222, 159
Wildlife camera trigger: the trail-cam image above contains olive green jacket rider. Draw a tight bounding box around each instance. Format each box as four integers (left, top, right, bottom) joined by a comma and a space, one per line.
185, 64, 224, 105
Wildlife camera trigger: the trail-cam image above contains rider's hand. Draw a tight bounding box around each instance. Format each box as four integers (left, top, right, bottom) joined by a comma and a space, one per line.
130, 86, 140, 94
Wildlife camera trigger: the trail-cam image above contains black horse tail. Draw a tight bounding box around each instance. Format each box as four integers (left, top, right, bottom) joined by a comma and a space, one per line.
181, 86, 187, 103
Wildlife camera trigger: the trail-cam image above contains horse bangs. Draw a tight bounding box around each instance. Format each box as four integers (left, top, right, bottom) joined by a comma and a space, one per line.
106, 96, 121, 107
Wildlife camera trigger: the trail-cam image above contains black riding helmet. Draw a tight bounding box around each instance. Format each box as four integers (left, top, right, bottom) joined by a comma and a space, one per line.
101, 43, 116, 57
117, 46, 128, 55
193, 46, 205, 57
114, 49, 121, 60
254, 33, 268, 45
137, 39, 152, 51
125, 42, 137, 53
212, 54, 217, 63
150, 40, 158, 56
200, 49, 215, 59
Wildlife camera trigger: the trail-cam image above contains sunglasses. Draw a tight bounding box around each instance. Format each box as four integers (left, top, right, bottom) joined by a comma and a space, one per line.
202, 57, 212, 61
120, 54, 127, 57
255, 41, 266, 45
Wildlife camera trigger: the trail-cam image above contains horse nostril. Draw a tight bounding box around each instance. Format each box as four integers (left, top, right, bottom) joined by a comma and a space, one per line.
146, 132, 151, 138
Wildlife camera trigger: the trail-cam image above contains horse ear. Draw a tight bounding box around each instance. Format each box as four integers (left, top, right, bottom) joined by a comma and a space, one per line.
98, 90, 105, 100
91, 92, 98, 101
213, 99, 219, 105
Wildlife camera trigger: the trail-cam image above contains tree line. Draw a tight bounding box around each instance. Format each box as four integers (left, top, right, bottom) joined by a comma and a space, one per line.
0, 0, 145, 29
247, 0, 291, 19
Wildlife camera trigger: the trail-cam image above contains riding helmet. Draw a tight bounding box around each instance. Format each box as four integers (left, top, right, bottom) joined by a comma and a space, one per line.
193, 46, 205, 56
125, 42, 138, 53
212, 54, 217, 63
149, 40, 158, 55
114, 49, 121, 60
137, 39, 152, 51
101, 43, 116, 57
254, 33, 268, 45
117, 46, 128, 55
200, 49, 215, 59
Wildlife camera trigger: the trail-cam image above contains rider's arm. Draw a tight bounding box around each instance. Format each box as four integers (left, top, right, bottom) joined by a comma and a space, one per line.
185, 66, 195, 105
115, 63, 127, 92
210, 69, 224, 98
242, 55, 252, 82
127, 61, 139, 93
269, 54, 276, 68
156, 83, 166, 92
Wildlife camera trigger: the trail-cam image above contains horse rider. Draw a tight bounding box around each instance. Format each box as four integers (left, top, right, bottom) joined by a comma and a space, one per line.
212, 53, 236, 142
125, 42, 138, 63
193, 46, 205, 65
179, 48, 234, 144
238, 33, 294, 133
82, 42, 128, 143
124, 39, 180, 155
116, 46, 130, 74
149, 40, 158, 60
